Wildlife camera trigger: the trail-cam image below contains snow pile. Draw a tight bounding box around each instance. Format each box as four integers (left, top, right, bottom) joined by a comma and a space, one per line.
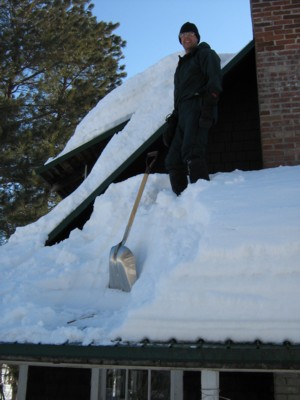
0, 49, 300, 346
10, 51, 234, 246
1, 166, 300, 345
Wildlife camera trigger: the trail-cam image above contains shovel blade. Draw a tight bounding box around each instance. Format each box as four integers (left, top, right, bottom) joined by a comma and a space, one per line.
109, 244, 137, 292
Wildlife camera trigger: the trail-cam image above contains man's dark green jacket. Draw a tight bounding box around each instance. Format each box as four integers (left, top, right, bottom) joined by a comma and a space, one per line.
174, 42, 222, 109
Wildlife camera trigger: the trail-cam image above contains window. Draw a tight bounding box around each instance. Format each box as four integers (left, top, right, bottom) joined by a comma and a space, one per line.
105, 369, 170, 400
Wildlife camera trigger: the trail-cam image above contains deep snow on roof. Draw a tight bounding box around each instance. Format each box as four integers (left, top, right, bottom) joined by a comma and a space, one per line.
1, 48, 300, 346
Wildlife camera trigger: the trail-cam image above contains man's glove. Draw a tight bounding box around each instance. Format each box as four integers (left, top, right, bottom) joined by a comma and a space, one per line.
163, 111, 178, 147
199, 91, 219, 128
204, 91, 220, 106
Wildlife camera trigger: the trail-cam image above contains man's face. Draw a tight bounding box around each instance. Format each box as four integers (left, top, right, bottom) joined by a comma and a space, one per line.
180, 32, 198, 53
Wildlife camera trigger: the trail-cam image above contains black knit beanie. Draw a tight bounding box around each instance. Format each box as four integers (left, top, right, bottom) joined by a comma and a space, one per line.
179, 22, 200, 44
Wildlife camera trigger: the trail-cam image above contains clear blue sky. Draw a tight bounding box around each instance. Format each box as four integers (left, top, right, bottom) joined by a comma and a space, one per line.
93, 0, 253, 79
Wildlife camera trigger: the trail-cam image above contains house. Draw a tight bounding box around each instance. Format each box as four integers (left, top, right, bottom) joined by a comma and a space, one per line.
0, 1, 300, 399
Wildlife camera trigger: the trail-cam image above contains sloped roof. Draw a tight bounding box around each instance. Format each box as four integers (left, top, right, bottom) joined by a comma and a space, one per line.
44, 125, 166, 245
0, 40, 299, 370
37, 120, 129, 199
39, 41, 254, 246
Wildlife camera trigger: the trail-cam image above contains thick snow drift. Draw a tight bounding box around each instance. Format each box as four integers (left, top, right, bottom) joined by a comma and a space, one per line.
1, 49, 299, 346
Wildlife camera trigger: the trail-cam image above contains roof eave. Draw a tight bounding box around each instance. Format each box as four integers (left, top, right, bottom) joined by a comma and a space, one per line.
222, 40, 254, 76
1, 340, 300, 371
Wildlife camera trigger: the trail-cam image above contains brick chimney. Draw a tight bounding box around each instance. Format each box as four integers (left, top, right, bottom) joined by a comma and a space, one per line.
250, 0, 300, 167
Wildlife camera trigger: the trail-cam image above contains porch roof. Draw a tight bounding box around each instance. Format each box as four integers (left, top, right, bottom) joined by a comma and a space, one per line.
1, 339, 299, 371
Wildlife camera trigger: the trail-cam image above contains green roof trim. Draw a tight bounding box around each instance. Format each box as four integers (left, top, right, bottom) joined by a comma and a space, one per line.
222, 40, 254, 76
1, 340, 300, 370
37, 120, 129, 176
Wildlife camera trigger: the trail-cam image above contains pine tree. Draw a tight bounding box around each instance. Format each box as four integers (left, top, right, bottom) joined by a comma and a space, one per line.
0, 0, 126, 243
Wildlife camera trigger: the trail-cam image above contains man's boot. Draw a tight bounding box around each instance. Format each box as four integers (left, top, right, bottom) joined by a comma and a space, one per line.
187, 158, 210, 183
169, 169, 188, 196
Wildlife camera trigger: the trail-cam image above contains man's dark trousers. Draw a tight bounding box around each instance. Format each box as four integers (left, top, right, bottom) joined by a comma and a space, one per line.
165, 96, 210, 195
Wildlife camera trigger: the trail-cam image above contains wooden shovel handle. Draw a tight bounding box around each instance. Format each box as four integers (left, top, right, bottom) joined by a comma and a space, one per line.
122, 151, 158, 245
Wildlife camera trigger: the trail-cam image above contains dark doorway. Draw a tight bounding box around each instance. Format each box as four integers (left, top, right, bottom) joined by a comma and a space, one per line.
26, 366, 91, 400
220, 372, 274, 400
184, 371, 201, 400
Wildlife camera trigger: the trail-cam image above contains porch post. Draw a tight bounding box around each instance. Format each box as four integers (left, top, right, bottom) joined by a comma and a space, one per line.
171, 370, 183, 400
201, 370, 219, 400
16, 365, 28, 400
90, 368, 106, 400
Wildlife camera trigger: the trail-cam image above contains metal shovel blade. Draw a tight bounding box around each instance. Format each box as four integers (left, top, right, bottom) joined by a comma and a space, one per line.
109, 243, 137, 292
108, 151, 158, 292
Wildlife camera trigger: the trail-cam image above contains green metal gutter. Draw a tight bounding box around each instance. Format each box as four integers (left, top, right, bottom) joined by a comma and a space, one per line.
1, 340, 300, 370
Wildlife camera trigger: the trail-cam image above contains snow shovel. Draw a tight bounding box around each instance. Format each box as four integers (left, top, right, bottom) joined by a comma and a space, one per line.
109, 151, 158, 292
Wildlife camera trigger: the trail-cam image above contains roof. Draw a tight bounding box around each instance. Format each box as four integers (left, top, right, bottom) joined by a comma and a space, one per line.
1, 339, 300, 370
37, 120, 129, 199
2, 40, 300, 365
39, 41, 255, 246
221, 40, 254, 76
43, 124, 166, 245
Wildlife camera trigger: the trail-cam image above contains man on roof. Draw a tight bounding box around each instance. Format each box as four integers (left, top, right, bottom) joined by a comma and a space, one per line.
163, 22, 222, 195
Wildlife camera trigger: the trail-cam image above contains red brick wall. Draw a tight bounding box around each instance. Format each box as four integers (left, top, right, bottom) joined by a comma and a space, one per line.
250, 0, 300, 167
